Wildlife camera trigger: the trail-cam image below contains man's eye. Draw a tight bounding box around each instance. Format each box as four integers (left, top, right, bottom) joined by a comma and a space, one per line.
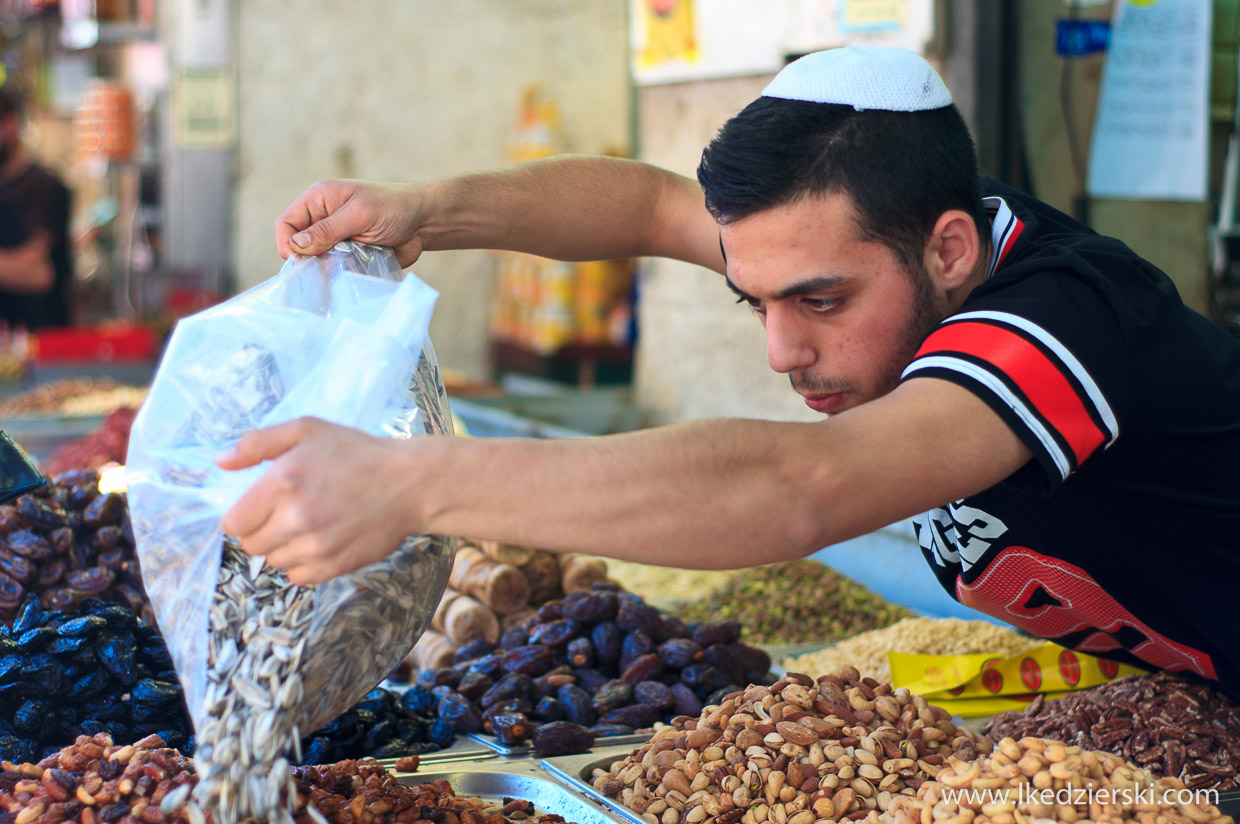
803, 298, 837, 312
735, 295, 763, 310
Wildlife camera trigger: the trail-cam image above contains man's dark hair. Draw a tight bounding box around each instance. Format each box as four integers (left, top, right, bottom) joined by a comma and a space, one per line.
697, 97, 989, 271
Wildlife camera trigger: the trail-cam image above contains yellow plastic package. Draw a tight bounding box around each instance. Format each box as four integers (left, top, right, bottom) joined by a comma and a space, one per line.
890, 642, 1146, 716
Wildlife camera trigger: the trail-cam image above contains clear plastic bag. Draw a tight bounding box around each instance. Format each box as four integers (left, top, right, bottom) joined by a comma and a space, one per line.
125, 241, 455, 741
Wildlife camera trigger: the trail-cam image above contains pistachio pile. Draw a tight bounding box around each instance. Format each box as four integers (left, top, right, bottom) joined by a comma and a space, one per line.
591, 667, 991, 824
674, 562, 912, 646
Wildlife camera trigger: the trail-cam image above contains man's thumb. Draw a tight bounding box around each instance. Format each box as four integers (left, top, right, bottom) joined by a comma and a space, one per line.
288, 218, 342, 256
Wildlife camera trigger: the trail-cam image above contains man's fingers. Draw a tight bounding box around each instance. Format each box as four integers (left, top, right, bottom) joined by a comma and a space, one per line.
216, 418, 318, 470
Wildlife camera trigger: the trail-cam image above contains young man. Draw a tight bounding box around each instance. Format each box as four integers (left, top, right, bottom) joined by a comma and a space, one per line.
219, 48, 1240, 695
0, 87, 73, 329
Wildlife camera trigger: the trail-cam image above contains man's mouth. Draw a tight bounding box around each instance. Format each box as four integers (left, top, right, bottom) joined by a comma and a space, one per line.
801, 393, 845, 414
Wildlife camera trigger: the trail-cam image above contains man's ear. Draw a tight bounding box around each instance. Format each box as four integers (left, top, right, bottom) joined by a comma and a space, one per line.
924, 209, 982, 291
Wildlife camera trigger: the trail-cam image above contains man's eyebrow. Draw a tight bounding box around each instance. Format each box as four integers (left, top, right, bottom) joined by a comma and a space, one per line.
724, 274, 848, 301
723, 277, 748, 299
773, 275, 848, 300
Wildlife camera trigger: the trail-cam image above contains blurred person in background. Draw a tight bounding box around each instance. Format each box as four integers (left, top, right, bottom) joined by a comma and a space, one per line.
0, 86, 73, 330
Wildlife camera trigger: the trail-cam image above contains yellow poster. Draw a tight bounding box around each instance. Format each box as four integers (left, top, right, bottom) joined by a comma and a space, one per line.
636, 0, 698, 72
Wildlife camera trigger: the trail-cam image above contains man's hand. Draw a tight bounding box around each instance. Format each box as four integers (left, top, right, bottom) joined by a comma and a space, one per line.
275, 180, 429, 266
217, 417, 422, 585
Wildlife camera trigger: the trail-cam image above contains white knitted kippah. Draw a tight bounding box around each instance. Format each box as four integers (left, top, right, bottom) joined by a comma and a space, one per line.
762, 47, 952, 112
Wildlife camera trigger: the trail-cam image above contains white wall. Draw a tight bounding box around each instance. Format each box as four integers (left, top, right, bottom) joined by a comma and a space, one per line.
234, 0, 631, 378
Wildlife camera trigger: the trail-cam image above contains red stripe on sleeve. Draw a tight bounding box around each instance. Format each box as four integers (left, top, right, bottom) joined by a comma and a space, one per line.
915, 322, 1105, 465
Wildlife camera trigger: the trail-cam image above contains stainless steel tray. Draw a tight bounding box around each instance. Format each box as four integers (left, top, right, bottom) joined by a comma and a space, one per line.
466, 730, 653, 758
376, 736, 499, 767
390, 755, 633, 824
539, 745, 649, 824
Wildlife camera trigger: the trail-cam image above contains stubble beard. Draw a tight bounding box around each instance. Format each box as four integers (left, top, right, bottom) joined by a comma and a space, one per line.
788, 263, 947, 403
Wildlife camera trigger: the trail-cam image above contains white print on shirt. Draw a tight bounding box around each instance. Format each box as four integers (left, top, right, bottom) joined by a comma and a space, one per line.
913, 503, 1008, 573
912, 504, 1218, 681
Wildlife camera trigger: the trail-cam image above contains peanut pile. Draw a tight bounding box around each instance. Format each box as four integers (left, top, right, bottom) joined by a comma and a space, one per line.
885, 736, 1233, 824
782, 619, 1040, 685
982, 672, 1240, 790
591, 667, 992, 824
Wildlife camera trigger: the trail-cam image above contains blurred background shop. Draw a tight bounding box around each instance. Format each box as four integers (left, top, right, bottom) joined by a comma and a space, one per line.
0, 0, 1237, 614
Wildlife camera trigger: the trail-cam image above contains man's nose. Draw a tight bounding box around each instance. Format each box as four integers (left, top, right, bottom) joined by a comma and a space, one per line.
764, 308, 816, 374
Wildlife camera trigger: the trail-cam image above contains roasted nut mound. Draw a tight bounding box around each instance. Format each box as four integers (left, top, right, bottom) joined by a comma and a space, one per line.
982, 672, 1240, 791
674, 561, 912, 647
289, 759, 577, 824
782, 619, 1040, 685
591, 667, 992, 824
0, 733, 197, 824
884, 736, 1234, 824
0, 379, 145, 417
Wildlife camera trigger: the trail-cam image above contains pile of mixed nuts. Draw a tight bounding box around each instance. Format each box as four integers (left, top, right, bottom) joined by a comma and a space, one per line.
983, 672, 1240, 790
591, 667, 991, 824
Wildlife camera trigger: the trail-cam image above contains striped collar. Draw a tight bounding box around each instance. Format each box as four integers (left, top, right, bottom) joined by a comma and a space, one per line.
983, 196, 1025, 280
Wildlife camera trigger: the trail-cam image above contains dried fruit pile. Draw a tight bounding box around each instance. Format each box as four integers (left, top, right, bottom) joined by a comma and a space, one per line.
0, 733, 197, 824
674, 561, 912, 646
293, 761, 578, 824
420, 585, 773, 754
591, 667, 992, 824
782, 618, 1041, 683
403, 545, 608, 674
300, 687, 455, 764
0, 470, 153, 626
43, 407, 138, 476
0, 596, 188, 764
886, 736, 1233, 824
0, 733, 581, 824
983, 671, 1240, 790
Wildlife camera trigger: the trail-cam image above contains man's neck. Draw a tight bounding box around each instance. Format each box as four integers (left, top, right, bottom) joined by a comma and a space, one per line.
0, 148, 31, 184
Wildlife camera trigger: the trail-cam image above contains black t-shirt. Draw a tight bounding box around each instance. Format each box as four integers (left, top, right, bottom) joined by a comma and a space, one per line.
900, 178, 1240, 696
0, 163, 72, 329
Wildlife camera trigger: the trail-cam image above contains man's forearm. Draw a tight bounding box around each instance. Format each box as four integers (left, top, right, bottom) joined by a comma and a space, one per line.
406, 418, 837, 569
420, 156, 724, 271
0, 237, 53, 293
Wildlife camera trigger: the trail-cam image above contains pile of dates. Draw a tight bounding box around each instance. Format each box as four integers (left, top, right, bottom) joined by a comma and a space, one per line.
298, 685, 456, 763
0, 468, 154, 626
0, 595, 191, 763
0, 594, 456, 764
416, 583, 773, 755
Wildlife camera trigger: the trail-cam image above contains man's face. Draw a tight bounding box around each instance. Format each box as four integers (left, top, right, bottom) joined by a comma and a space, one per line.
720, 191, 947, 415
